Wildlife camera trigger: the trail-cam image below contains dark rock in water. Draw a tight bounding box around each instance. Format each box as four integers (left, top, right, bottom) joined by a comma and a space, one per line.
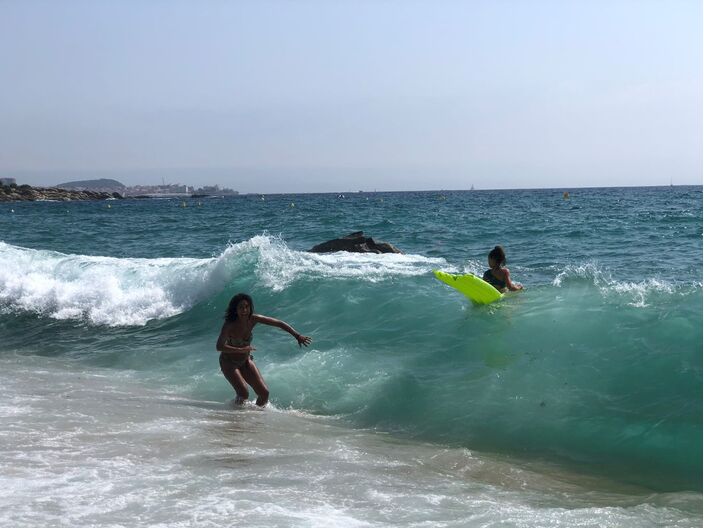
309, 231, 402, 254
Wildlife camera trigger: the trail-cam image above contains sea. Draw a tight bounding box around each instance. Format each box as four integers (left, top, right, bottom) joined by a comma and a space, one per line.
0, 185, 701, 527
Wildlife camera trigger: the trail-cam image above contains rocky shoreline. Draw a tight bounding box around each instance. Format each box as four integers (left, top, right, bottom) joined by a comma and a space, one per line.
0, 184, 121, 202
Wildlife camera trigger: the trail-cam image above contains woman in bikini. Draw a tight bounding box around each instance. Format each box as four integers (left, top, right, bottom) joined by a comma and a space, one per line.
216, 293, 311, 406
482, 245, 524, 293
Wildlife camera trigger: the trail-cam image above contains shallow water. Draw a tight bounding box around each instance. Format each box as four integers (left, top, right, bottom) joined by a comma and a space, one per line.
2, 356, 700, 528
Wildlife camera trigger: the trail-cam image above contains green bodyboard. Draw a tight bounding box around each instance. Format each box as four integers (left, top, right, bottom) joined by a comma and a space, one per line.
433, 270, 503, 305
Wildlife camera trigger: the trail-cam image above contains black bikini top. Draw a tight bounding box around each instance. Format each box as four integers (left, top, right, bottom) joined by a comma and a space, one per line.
483, 269, 506, 290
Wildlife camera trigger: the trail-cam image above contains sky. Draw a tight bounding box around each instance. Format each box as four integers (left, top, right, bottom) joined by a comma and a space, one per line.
0, 0, 701, 193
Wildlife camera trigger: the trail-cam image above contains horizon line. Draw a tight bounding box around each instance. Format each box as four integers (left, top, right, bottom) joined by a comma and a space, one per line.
4, 181, 700, 196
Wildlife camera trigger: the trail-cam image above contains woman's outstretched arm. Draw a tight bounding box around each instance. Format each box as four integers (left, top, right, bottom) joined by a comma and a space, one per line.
253, 315, 312, 347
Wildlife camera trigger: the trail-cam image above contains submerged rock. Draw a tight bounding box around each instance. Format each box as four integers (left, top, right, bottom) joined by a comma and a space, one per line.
309, 231, 402, 254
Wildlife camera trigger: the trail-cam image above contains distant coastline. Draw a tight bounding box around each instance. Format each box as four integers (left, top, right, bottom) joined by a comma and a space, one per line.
57, 178, 238, 198
0, 181, 121, 202
0, 177, 238, 202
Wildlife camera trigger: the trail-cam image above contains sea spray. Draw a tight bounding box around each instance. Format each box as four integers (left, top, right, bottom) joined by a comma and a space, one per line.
0, 241, 220, 325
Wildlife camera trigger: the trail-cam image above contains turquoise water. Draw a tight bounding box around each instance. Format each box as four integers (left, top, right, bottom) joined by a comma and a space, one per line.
1, 186, 701, 526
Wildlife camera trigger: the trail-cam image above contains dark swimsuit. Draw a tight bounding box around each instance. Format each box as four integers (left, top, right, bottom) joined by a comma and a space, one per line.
483, 269, 507, 291
219, 335, 253, 372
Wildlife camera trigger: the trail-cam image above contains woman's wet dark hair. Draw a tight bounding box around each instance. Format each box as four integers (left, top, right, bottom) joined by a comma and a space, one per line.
225, 293, 254, 322
488, 245, 506, 266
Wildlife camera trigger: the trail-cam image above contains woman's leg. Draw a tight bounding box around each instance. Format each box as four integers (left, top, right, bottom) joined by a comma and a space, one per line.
219, 356, 249, 404
240, 359, 270, 407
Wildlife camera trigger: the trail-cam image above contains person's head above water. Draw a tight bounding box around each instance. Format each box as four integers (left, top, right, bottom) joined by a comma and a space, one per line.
488, 245, 506, 268
225, 293, 254, 321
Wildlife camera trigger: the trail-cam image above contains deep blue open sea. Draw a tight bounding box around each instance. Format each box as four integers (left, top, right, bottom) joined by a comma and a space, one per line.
1, 186, 701, 527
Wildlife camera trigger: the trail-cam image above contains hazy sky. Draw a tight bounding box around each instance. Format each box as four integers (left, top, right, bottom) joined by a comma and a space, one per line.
0, 0, 701, 193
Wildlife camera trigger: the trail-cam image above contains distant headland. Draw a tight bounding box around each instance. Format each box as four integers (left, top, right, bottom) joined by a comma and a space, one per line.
57, 178, 238, 198
0, 177, 238, 202
0, 179, 121, 202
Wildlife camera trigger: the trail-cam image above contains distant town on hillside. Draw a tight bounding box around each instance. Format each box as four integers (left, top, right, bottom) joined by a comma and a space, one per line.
54, 178, 238, 198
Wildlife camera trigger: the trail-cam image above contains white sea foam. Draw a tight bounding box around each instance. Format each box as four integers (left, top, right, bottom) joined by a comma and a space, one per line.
0, 237, 446, 326
238, 234, 446, 291
551, 262, 689, 307
0, 241, 218, 326
1, 356, 699, 528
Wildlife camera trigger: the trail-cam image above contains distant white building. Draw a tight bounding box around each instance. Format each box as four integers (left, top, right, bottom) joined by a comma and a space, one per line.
0, 177, 16, 186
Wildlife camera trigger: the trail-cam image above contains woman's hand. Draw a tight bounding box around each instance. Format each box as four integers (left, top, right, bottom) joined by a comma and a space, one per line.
295, 334, 312, 347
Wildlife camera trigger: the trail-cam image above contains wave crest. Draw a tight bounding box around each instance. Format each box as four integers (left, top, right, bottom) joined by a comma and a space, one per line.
0, 237, 445, 326
0, 242, 220, 326
551, 262, 696, 307
245, 234, 445, 291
